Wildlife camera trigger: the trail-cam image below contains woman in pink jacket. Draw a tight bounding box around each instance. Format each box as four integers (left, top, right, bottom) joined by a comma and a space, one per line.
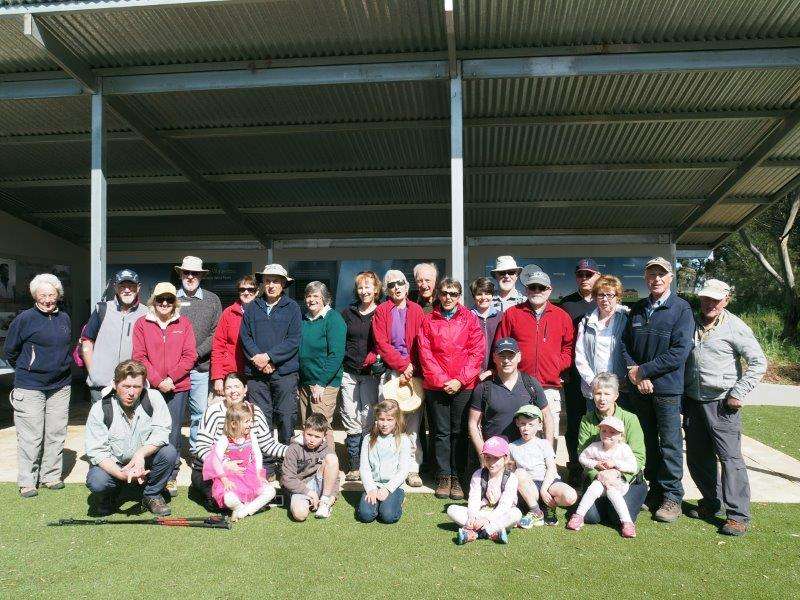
132, 282, 197, 494
417, 277, 485, 501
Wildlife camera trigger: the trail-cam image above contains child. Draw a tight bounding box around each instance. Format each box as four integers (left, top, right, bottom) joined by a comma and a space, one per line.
202, 401, 276, 521
567, 416, 638, 538
280, 414, 340, 521
510, 405, 577, 528
356, 400, 412, 524
446, 436, 522, 545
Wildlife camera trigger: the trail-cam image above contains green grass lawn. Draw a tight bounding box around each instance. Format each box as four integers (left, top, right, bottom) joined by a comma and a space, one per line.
743, 406, 800, 461
1, 485, 799, 599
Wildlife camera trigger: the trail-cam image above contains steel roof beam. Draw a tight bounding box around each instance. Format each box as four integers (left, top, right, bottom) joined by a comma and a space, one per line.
0, 0, 263, 17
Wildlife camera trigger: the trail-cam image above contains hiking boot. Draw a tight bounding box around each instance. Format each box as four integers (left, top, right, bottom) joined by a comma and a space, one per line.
543, 506, 558, 526
566, 513, 584, 531
142, 495, 171, 517
687, 500, 720, 520
654, 499, 681, 523
456, 528, 478, 545
449, 476, 465, 501
519, 507, 545, 529
620, 521, 637, 538
406, 472, 423, 488
489, 528, 509, 544
720, 519, 748, 537
19, 487, 38, 498
165, 480, 178, 498
434, 475, 451, 499
344, 470, 361, 482
43, 481, 65, 491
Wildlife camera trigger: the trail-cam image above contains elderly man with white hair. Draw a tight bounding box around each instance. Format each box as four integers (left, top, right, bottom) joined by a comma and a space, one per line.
3, 273, 72, 498
683, 279, 767, 537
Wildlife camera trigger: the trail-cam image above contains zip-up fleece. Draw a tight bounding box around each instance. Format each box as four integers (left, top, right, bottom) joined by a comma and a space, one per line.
3, 306, 72, 390
417, 304, 485, 390
210, 301, 246, 381
85, 298, 148, 388
240, 295, 302, 377
371, 299, 425, 373
495, 301, 574, 388
132, 310, 197, 392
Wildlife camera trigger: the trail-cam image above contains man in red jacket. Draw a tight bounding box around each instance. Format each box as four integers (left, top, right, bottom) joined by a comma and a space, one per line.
495, 266, 574, 448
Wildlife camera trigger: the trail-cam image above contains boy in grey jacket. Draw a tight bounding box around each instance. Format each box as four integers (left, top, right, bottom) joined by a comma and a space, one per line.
683, 279, 767, 537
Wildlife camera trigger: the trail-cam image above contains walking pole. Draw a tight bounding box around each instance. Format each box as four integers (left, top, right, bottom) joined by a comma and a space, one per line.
48, 515, 232, 529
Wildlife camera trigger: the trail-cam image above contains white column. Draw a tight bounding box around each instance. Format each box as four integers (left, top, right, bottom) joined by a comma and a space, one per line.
450, 72, 464, 283
90, 91, 107, 302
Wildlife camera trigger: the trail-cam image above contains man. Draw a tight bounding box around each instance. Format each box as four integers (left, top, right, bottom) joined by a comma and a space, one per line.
468, 337, 553, 451
559, 258, 601, 484
621, 256, 694, 523
412, 262, 438, 314
490, 256, 527, 313
240, 264, 302, 461
82, 268, 148, 403
174, 256, 222, 458
495, 266, 574, 447
84, 359, 175, 516
684, 279, 766, 536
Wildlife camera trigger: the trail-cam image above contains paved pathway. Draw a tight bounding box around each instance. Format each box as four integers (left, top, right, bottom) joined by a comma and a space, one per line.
745, 383, 800, 407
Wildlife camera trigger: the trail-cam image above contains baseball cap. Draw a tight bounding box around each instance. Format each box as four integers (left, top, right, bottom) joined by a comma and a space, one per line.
515, 404, 542, 421
575, 258, 599, 274
482, 436, 510, 457
698, 278, 731, 300
599, 416, 625, 433
644, 257, 673, 274
494, 337, 520, 354
520, 265, 551, 288
113, 269, 140, 285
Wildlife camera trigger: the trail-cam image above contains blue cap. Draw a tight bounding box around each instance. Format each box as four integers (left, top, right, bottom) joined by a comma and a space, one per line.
494, 337, 520, 354
575, 258, 599, 274
113, 269, 140, 285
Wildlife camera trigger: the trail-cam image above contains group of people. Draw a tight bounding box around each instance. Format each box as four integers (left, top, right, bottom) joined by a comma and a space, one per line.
4, 252, 767, 539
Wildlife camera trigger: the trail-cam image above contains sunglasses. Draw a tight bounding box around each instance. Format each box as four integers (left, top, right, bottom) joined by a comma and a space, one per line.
154, 296, 175, 305
526, 284, 549, 292
495, 270, 517, 278
386, 281, 406, 290
439, 290, 460, 298
238, 287, 257, 294
181, 270, 202, 278
576, 271, 597, 279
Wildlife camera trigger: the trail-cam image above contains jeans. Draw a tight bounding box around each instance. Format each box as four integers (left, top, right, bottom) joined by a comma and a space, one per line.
86, 444, 178, 499
247, 372, 299, 445
356, 487, 405, 524
631, 392, 684, 503
163, 390, 189, 480
188, 370, 209, 454
427, 389, 471, 481
583, 480, 648, 525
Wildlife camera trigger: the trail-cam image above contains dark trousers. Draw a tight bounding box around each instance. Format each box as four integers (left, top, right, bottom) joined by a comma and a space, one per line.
86, 444, 178, 499
583, 480, 648, 525
345, 433, 363, 470
631, 392, 684, 503
684, 398, 750, 523
563, 377, 587, 467
247, 372, 299, 445
163, 390, 189, 480
356, 487, 405, 524
190, 466, 214, 505
427, 389, 471, 481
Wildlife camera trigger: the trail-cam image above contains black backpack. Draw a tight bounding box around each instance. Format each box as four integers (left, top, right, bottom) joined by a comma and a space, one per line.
102, 392, 153, 428
481, 371, 545, 409
480, 467, 512, 501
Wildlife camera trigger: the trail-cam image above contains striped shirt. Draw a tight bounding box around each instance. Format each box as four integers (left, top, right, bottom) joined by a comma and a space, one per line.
194, 401, 287, 469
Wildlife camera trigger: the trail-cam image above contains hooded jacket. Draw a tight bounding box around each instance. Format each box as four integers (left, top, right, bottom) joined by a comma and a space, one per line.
132, 306, 197, 392
210, 301, 247, 381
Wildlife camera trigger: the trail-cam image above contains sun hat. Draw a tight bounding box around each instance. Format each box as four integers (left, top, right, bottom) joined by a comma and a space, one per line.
599, 416, 625, 433
174, 256, 209, 275
482, 436, 510, 457
491, 256, 522, 276
520, 265, 551, 288
514, 404, 542, 421
644, 257, 673, 274
698, 278, 731, 300
148, 282, 178, 305
380, 372, 424, 413
259, 263, 294, 284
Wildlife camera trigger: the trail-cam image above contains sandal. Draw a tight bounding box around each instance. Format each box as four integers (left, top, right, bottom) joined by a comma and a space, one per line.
20, 487, 38, 498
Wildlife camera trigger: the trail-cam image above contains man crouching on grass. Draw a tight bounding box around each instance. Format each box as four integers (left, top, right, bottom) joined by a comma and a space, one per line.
85, 360, 176, 517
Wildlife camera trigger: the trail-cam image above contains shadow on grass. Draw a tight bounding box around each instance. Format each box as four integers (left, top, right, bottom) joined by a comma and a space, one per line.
62, 448, 78, 480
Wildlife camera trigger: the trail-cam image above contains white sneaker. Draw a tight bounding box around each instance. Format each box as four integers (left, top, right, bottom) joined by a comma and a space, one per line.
315, 499, 332, 519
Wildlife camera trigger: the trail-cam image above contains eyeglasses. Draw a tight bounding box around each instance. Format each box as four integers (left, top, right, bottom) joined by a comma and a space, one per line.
439, 290, 460, 298
154, 296, 175, 305
576, 271, 596, 279
526, 284, 549, 292
238, 287, 257, 294
596, 293, 618, 300
495, 270, 517, 278
181, 271, 202, 278
387, 281, 405, 290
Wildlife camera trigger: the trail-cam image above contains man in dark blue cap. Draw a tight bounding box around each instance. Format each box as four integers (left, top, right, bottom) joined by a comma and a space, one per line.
81, 268, 149, 403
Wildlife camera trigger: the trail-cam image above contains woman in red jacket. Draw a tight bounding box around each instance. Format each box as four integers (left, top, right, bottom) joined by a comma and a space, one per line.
417, 277, 485, 501
371, 268, 426, 487
132, 281, 197, 495
210, 275, 258, 397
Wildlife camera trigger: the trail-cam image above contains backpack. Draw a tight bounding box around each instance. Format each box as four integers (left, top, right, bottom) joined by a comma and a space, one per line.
480, 467, 512, 501
72, 301, 109, 369
481, 371, 545, 409
102, 392, 153, 428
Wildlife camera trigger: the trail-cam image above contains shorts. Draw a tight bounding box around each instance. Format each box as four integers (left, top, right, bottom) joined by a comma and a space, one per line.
518, 477, 561, 511
290, 472, 324, 507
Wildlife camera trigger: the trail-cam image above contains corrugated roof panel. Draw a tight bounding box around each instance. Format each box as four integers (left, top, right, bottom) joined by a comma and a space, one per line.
679, 230, 728, 245
0, 18, 57, 73
107, 214, 244, 238
457, 0, 800, 49
466, 119, 776, 166
464, 70, 800, 117
40, 0, 444, 69
249, 210, 450, 236
769, 126, 800, 159
466, 169, 727, 201
729, 166, 800, 196
0, 96, 128, 135
694, 203, 759, 227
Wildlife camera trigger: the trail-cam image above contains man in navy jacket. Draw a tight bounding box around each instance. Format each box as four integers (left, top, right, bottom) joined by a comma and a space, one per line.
621, 257, 694, 524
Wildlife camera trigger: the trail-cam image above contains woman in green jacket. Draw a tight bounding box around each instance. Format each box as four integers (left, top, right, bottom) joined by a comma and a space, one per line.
577, 372, 648, 525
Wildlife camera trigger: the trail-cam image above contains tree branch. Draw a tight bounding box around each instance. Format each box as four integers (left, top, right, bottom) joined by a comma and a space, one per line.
739, 229, 785, 286
778, 192, 799, 242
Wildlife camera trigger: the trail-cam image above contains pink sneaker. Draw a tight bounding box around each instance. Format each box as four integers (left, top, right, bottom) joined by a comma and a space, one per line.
566, 514, 584, 531
620, 522, 636, 538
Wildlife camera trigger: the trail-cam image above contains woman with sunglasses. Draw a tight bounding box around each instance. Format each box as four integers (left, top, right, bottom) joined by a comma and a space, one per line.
210, 275, 260, 398
132, 282, 197, 491
417, 278, 485, 501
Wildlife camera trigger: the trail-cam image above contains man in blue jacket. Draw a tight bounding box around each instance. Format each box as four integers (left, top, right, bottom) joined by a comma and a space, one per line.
621, 257, 694, 523
240, 264, 302, 469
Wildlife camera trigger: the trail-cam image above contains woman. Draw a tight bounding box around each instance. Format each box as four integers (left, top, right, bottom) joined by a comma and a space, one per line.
298, 281, 346, 449
371, 269, 426, 487
469, 277, 502, 380
191, 372, 286, 510
211, 275, 259, 397
132, 281, 197, 496
4, 273, 72, 498
417, 277, 484, 501
577, 372, 647, 525
574, 275, 630, 410
340, 271, 383, 481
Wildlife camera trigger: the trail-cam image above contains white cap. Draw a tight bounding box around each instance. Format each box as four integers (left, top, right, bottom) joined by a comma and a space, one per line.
599, 416, 625, 433
698, 278, 731, 300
